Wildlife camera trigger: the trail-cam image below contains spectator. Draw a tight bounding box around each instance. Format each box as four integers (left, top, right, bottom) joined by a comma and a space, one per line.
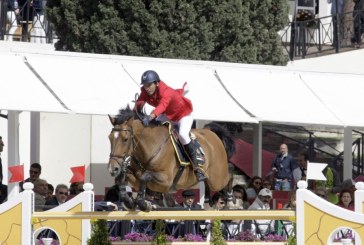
211, 192, 227, 210
46, 183, 54, 202
44, 184, 69, 210
297, 152, 314, 189
248, 188, 275, 238
272, 144, 299, 191
177, 189, 202, 209
31, 0, 46, 43
6, 0, 19, 41
69, 182, 84, 195
0, 175, 8, 204
337, 188, 354, 211
283, 190, 296, 210
164, 193, 177, 208
351, 0, 364, 48
315, 187, 328, 200
314, 166, 341, 204
232, 184, 250, 209
328, 0, 344, 47
341, 178, 356, 193
0, 136, 4, 181
33, 178, 48, 211
20, 163, 42, 191
104, 176, 133, 203
246, 176, 262, 200
262, 179, 273, 191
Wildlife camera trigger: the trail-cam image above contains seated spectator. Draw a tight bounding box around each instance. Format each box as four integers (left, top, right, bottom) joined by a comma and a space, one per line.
44, 184, 69, 210
248, 188, 275, 238
315, 187, 328, 200
246, 176, 262, 200
33, 178, 48, 211
262, 179, 273, 190
20, 163, 42, 191
211, 191, 227, 210
164, 193, 177, 208
337, 188, 354, 211
283, 190, 296, 210
232, 184, 250, 209
104, 184, 133, 205
341, 178, 356, 193
177, 189, 202, 210
69, 182, 84, 195
46, 183, 54, 202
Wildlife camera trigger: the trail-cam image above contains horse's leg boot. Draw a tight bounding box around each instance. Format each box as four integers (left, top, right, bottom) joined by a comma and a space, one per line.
185, 141, 207, 182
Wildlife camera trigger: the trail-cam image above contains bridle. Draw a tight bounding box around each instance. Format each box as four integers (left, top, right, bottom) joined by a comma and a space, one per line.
109, 126, 136, 180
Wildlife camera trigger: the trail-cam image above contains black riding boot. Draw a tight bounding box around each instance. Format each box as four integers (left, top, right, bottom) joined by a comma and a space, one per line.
185, 141, 207, 182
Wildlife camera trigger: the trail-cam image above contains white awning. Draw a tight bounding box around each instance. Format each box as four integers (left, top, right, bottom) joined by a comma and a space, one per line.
215, 66, 344, 127
0, 54, 69, 113
300, 72, 364, 127
25, 55, 138, 115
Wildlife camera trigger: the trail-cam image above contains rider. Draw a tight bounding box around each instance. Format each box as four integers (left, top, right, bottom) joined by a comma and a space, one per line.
134, 70, 206, 182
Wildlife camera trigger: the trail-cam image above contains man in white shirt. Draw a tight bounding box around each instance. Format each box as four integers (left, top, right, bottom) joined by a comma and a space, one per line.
248, 188, 275, 238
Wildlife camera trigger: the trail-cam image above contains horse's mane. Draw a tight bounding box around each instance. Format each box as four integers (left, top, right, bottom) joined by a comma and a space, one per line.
204, 122, 236, 159
115, 105, 139, 124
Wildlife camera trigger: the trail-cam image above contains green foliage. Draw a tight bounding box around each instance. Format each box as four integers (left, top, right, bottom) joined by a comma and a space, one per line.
46, 0, 289, 65
87, 219, 112, 245
210, 220, 227, 245
286, 222, 296, 245
152, 220, 166, 245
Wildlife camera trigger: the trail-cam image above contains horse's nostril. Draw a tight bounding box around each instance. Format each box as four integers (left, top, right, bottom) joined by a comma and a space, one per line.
115, 167, 119, 172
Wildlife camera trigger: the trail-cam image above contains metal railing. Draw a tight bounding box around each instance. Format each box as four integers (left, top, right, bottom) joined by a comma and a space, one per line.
281, 10, 364, 60
0, 0, 53, 43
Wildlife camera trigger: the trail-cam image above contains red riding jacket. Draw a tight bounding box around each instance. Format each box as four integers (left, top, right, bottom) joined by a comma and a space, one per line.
136, 81, 193, 122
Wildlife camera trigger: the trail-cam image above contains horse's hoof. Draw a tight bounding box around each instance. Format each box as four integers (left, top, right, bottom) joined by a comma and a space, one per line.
137, 199, 152, 212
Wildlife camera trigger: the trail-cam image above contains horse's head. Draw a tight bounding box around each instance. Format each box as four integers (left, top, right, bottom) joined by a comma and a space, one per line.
107, 106, 138, 179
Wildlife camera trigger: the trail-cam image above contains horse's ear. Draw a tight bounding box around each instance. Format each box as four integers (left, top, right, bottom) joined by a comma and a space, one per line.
108, 115, 116, 125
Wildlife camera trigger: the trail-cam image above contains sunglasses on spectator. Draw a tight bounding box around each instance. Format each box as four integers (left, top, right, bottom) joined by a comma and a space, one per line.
58, 191, 68, 196
317, 193, 325, 198
30, 170, 40, 174
254, 181, 262, 185
219, 201, 225, 205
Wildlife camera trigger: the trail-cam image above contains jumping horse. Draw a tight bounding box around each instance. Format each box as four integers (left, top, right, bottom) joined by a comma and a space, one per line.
107, 106, 235, 211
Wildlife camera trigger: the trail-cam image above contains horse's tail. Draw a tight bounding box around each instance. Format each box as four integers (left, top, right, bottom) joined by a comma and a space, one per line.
204, 122, 236, 159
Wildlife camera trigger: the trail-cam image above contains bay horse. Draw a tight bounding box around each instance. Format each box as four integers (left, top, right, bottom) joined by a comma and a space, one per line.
107, 106, 235, 211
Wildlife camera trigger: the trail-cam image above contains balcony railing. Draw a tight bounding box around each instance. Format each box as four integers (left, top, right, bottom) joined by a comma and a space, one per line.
281, 10, 364, 60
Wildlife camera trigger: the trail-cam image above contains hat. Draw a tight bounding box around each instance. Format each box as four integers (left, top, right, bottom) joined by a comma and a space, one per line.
258, 188, 272, 197
182, 189, 195, 197
125, 186, 133, 193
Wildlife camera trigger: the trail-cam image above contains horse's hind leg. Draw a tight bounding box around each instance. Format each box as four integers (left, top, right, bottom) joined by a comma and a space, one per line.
136, 172, 153, 212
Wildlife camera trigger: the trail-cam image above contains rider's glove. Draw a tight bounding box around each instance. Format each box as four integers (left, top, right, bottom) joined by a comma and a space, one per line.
142, 115, 151, 126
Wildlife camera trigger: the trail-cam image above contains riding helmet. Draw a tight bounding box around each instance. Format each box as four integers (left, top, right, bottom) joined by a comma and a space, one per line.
141, 70, 160, 85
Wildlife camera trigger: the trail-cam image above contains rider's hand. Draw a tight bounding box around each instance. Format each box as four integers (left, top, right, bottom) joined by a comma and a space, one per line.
142, 115, 151, 126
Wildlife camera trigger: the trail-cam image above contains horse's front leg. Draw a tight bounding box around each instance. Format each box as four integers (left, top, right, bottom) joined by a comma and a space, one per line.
136, 172, 154, 212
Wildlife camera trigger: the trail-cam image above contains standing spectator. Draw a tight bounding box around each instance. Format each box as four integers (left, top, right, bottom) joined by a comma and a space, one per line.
248, 188, 275, 238
272, 144, 299, 191
351, 0, 364, 48
20, 163, 42, 191
31, 0, 46, 43
33, 178, 48, 211
246, 176, 262, 200
328, 0, 344, 47
0, 175, 8, 204
6, 0, 19, 41
0, 136, 4, 181
44, 184, 69, 210
337, 188, 354, 211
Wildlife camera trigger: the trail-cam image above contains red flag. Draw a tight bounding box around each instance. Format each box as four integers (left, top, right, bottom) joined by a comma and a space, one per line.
70, 165, 85, 183
8, 165, 24, 183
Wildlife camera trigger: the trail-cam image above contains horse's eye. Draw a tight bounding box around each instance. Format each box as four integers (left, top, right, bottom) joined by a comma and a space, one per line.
123, 139, 129, 143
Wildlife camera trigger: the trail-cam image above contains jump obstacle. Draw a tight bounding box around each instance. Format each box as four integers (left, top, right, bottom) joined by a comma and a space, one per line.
0, 181, 363, 245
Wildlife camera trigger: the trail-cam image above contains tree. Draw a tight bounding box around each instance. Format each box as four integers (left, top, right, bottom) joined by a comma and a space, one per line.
46, 0, 289, 65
